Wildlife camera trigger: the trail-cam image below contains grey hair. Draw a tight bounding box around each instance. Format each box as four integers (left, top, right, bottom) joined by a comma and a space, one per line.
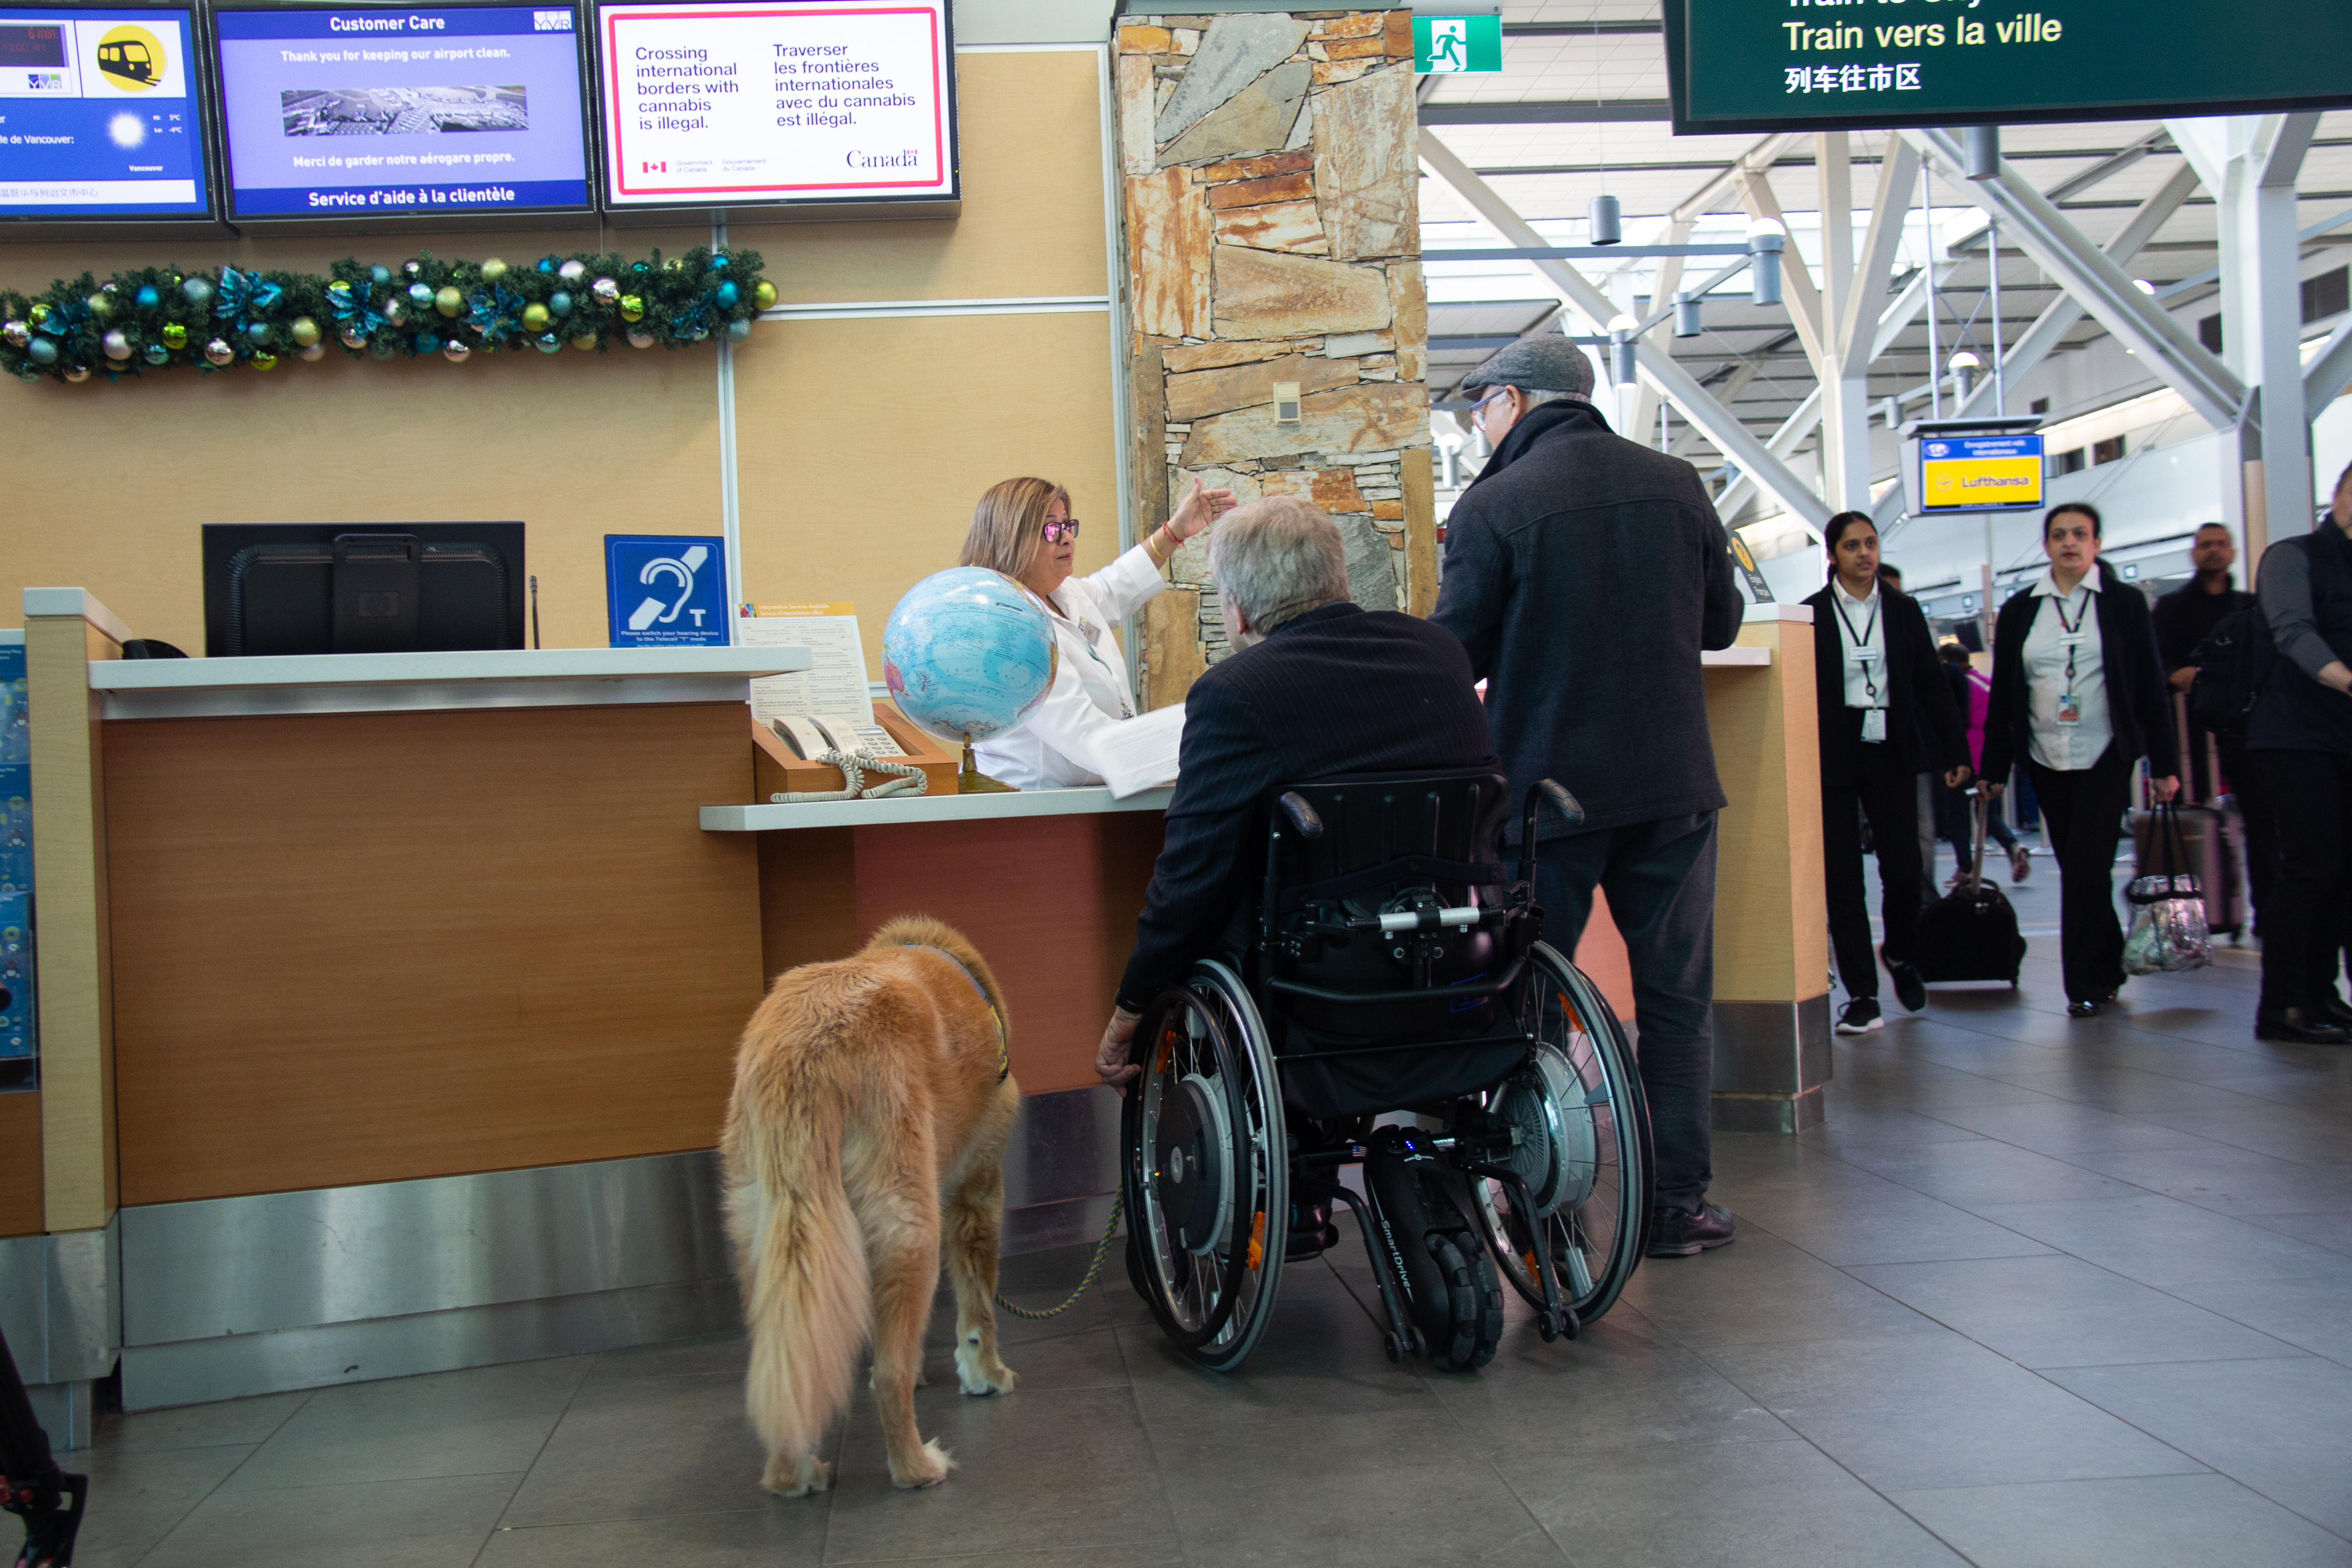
1209, 495, 1350, 635
1519, 387, 1581, 410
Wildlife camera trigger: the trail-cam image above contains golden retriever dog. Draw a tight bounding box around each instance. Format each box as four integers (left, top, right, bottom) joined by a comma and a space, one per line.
721, 915, 1022, 1495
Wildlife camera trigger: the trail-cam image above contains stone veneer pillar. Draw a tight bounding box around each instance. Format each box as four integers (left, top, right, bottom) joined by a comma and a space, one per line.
1115, 9, 1436, 707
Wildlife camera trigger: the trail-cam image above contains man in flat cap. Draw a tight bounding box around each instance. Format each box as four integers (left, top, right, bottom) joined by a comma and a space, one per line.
1431, 335, 1744, 1259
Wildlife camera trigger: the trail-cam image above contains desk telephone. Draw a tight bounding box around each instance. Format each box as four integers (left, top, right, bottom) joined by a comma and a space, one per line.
768, 715, 928, 802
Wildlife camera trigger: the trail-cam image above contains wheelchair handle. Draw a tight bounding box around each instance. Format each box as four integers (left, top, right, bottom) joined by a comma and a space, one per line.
1515, 779, 1583, 884
1369, 905, 1482, 934
1277, 791, 1325, 839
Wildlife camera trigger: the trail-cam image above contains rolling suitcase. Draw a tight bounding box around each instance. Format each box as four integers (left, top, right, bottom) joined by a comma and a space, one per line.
2132, 706, 2244, 940
1914, 788, 2028, 986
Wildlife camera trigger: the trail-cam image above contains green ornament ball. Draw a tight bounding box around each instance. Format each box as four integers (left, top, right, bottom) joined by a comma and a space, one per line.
161, 322, 187, 349
548, 290, 573, 318
434, 286, 464, 318
619, 294, 644, 322
534, 332, 561, 354
752, 279, 777, 310
521, 302, 550, 332
480, 257, 509, 284
250, 351, 278, 372
290, 316, 321, 347
569, 333, 596, 352
87, 292, 112, 319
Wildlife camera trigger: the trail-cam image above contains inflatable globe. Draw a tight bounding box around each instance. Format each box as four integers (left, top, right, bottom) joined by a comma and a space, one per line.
883, 568, 1059, 743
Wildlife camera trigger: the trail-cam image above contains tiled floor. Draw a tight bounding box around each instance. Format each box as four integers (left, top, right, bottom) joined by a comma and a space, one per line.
53, 855, 2352, 1567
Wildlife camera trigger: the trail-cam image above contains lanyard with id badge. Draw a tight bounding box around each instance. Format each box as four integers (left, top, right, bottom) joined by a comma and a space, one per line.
2051, 591, 2089, 725
1833, 595, 1888, 743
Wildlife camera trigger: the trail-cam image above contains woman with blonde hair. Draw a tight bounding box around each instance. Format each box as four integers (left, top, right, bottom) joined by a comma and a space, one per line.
960, 475, 1233, 790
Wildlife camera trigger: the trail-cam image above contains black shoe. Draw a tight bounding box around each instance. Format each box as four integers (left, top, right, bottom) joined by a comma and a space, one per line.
2255, 1007, 2350, 1044
2067, 999, 2102, 1019
1881, 946, 1928, 1012
1647, 1204, 1735, 1258
2, 1470, 85, 1568
1835, 997, 1883, 1035
2316, 994, 2352, 1029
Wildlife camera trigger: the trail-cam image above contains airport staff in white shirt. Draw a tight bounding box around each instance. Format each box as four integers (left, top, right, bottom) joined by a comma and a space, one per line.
1980, 502, 2179, 1018
960, 475, 1235, 791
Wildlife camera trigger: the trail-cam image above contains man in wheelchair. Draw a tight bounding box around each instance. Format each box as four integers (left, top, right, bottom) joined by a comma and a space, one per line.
1095, 498, 1655, 1372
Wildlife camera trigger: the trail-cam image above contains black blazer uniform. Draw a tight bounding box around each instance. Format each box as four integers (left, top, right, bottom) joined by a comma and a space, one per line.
1803, 583, 1968, 788
1113, 601, 1499, 1013
1980, 559, 2179, 787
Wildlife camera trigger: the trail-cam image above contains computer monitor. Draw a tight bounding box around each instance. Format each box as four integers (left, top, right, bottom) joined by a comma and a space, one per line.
201, 523, 526, 657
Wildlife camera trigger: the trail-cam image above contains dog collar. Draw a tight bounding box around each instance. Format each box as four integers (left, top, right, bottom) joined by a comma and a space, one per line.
903, 944, 1010, 1082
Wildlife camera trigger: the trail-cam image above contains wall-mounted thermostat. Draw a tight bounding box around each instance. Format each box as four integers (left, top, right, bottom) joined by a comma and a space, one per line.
1273, 381, 1302, 422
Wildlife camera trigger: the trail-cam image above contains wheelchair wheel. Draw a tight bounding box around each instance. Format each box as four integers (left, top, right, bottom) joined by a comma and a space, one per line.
1122, 959, 1289, 1372
1467, 942, 1653, 1327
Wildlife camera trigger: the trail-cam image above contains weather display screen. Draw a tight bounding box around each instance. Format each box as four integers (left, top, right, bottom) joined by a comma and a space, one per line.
212, 3, 592, 219
0, 6, 212, 218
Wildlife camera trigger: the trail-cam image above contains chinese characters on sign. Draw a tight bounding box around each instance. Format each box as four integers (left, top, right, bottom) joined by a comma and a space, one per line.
1784, 61, 1920, 94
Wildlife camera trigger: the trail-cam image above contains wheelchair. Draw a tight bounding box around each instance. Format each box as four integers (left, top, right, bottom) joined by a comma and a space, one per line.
1122, 769, 1656, 1374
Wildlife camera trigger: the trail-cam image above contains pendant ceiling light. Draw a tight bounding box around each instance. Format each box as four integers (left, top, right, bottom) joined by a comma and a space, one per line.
1588, 5, 1620, 245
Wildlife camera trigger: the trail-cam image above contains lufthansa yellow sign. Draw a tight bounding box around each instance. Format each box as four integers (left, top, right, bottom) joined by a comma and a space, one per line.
1923, 456, 2043, 510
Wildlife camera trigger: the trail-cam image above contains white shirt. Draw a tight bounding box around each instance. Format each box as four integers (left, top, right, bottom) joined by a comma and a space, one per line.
2023, 569, 2112, 771
971, 543, 1166, 791
1828, 579, 1886, 710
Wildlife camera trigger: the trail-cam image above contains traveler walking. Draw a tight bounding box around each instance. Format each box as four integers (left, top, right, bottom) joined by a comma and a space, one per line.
2241, 461, 2352, 1044
2153, 522, 2272, 931
1980, 503, 2179, 1018
1431, 335, 1744, 1259
1807, 514, 1971, 1034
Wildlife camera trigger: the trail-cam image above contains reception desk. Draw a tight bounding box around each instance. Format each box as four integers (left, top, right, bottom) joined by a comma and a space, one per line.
5, 585, 1821, 1430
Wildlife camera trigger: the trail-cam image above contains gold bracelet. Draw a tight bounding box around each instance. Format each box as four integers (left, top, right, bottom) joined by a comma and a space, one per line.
1144, 528, 1169, 566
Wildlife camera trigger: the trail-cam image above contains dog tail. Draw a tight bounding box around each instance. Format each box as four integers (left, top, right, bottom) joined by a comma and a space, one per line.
740, 1084, 869, 1467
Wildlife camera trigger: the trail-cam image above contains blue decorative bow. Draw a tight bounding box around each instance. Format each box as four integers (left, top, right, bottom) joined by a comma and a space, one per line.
213, 267, 283, 334
466, 284, 527, 348
668, 287, 720, 342
326, 276, 385, 338
36, 298, 90, 338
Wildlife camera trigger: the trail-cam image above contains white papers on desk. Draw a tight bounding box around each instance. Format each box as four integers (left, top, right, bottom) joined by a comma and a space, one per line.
737, 613, 875, 736
1086, 704, 1186, 799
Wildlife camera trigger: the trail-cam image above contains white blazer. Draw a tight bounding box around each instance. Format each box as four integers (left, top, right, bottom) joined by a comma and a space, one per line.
972, 543, 1166, 791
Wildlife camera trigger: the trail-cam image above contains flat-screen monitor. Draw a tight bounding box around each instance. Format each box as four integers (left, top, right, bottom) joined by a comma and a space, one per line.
209, 0, 593, 224
202, 523, 526, 657
593, 0, 956, 220
0, 3, 217, 227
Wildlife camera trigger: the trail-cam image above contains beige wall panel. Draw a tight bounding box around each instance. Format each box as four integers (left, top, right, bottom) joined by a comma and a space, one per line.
0, 225, 718, 654
756, 50, 1107, 305
732, 308, 1122, 671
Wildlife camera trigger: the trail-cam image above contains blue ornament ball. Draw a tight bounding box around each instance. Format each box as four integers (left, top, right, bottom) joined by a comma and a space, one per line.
407, 281, 434, 306
181, 275, 214, 307
715, 280, 739, 308
245, 322, 270, 345
534, 332, 561, 354
710, 252, 729, 271
369, 264, 392, 286
548, 290, 573, 318
26, 338, 57, 365
538, 255, 559, 273
415, 332, 442, 355
135, 284, 160, 309
725, 318, 751, 343
144, 343, 169, 364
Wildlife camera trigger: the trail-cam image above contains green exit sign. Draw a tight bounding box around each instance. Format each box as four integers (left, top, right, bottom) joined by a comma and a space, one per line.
1413, 15, 1501, 73
1664, 0, 2352, 134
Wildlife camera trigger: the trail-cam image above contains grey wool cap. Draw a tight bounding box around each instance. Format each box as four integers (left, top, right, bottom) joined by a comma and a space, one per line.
1459, 334, 1596, 401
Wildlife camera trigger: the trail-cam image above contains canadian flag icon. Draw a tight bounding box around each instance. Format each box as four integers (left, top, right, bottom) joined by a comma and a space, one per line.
642, 160, 666, 172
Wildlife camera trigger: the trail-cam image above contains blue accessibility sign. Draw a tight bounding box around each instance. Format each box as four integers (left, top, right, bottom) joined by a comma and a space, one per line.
605, 534, 729, 647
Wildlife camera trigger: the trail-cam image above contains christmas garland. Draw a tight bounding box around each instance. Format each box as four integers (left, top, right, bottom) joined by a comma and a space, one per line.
0, 244, 773, 385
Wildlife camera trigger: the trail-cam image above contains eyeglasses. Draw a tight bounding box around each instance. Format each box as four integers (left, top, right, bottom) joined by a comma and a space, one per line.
1042, 518, 1081, 544
1467, 387, 1510, 425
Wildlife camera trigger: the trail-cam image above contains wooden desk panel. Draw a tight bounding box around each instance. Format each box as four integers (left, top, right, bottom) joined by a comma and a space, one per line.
106, 703, 763, 1204
0, 1093, 42, 1238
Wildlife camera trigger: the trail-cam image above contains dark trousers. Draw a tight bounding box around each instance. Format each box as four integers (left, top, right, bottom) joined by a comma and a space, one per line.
2023, 745, 2133, 1005
2244, 750, 2352, 1014
1823, 743, 1921, 1001
0, 1325, 59, 1489
2212, 734, 2278, 937
1534, 812, 1718, 1216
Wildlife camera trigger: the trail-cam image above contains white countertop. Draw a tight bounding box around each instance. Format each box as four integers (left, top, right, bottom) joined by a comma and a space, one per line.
93, 646, 810, 721
701, 784, 1173, 832
1701, 647, 1773, 667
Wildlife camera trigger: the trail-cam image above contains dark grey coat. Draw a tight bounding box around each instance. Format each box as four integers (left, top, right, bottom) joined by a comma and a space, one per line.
1431, 401, 1743, 837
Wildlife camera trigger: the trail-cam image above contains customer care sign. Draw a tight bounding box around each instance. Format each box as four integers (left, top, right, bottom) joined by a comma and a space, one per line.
597, 0, 954, 209
1662, 0, 2352, 134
